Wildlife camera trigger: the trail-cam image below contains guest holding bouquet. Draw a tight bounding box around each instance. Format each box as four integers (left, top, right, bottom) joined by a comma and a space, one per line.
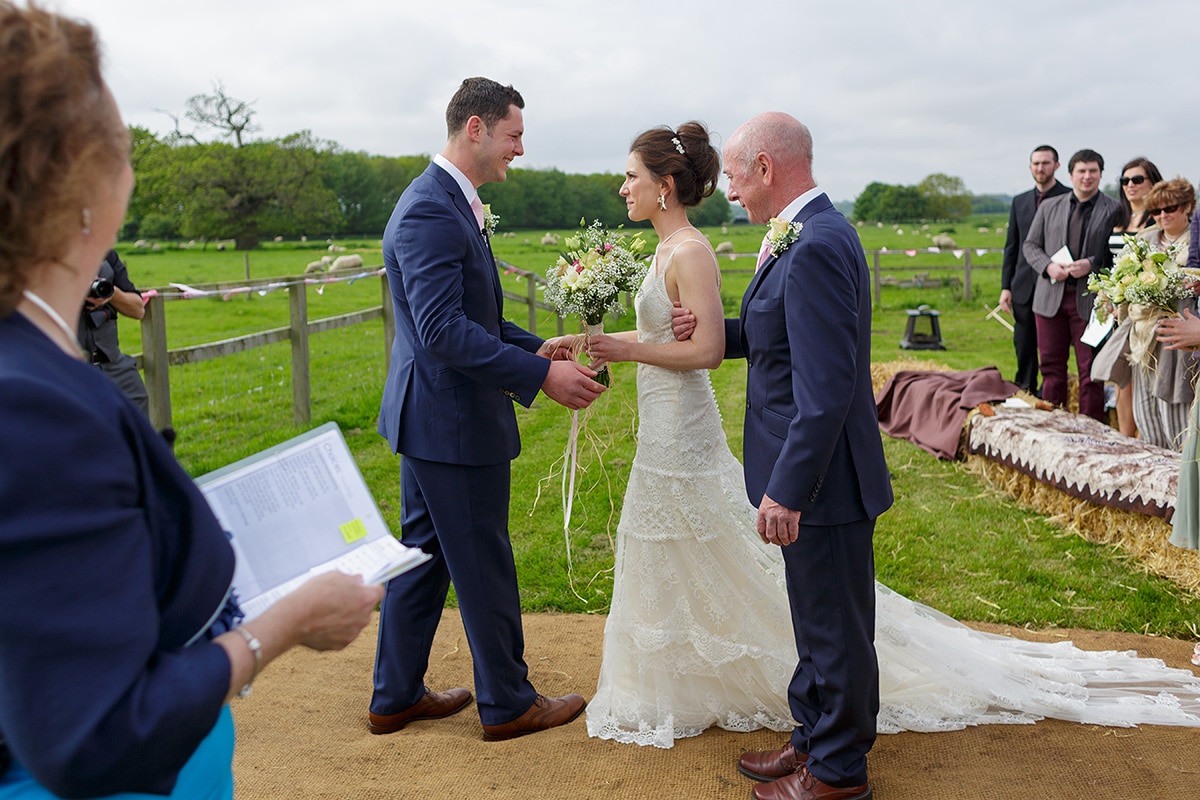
1094, 178, 1196, 449
1104, 157, 1163, 436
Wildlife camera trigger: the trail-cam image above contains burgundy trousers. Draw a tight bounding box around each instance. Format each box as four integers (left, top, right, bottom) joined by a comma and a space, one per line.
1035, 290, 1105, 421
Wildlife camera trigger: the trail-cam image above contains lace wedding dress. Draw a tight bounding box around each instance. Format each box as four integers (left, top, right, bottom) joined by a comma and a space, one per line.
584, 241, 1200, 748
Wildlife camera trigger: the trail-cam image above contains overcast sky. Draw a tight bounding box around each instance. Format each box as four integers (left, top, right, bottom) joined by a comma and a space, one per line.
56, 0, 1200, 204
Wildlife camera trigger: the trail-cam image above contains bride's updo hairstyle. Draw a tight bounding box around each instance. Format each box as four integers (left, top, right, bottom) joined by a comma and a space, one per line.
0, 2, 127, 316
629, 121, 720, 209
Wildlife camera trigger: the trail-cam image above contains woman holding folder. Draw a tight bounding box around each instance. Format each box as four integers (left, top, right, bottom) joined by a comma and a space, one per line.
0, 5, 382, 797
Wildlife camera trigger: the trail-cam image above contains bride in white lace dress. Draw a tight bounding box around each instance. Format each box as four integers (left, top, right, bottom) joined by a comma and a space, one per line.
574, 123, 1200, 749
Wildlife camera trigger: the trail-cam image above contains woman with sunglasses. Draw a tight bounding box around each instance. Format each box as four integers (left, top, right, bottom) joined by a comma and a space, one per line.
1156, 179, 1200, 669
1108, 177, 1198, 452
1102, 158, 1164, 438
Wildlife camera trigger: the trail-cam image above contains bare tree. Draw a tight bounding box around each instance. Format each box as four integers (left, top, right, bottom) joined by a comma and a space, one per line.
184, 81, 260, 148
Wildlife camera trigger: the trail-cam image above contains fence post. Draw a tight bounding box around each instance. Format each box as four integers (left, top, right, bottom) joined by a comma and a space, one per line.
140, 294, 172, 432
872, 250, 882, 307
526, 276, 537, 332
289, 283, 311, 425
380, 273, 394, 375
963, 250, 972, 303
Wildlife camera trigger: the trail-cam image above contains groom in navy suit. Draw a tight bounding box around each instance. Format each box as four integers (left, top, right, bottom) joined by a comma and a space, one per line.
369, 78, 604, 741
722, 114, 893, 800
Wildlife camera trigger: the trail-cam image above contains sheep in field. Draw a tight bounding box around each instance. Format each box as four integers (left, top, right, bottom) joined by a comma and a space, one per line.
330, 254, 364, 271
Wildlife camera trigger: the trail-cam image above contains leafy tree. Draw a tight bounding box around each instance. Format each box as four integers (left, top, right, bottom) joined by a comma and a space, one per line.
878, 185, 928, 221
168, 133, 340, 248
917, 173, 972, 221
689, 190, 733, 227
853, 182, 890, 222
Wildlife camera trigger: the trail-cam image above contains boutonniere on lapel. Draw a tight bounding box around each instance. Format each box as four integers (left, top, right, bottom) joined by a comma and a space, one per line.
482, 204, 500, 239
766, 217, 803, 257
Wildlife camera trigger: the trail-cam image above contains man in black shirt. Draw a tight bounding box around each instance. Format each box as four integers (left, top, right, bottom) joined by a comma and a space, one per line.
999, 145, 1070, 394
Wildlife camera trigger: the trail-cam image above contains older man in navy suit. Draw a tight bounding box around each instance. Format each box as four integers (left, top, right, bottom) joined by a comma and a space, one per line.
369, 77, 604, 741
721, 113, 893, 800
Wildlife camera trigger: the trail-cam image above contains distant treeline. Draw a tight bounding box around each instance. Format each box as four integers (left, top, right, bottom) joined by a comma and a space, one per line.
125, 126, 731, 249
124, 84, 1015, 248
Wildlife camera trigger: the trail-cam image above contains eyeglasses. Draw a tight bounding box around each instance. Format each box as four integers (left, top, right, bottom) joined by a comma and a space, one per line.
1120, 175, 1148, 186
1150, 204, 1182, 216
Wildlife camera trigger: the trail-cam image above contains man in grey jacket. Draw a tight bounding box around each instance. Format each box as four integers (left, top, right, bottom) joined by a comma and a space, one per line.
1023, 148, 1121, 421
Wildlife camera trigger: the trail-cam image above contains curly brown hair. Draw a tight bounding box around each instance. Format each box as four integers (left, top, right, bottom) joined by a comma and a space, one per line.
0, 2, 129, 316
1145, 177, 1196, 217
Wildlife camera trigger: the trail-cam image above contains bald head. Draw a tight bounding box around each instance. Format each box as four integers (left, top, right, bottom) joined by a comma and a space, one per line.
722, 112, 816, 224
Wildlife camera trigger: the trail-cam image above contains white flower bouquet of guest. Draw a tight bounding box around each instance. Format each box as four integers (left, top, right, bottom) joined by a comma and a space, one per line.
1087, 233, 1191, 323
544, 218, 648, 386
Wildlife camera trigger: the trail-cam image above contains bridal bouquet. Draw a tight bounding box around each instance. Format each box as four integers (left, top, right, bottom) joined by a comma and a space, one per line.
543, 219, 648, 386
1088, 233, 1191, 322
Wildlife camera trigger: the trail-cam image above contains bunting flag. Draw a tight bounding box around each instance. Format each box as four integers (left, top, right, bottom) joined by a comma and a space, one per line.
905, 250, 917, 257
953, 250, 965, 259
976, 248, 988, 256
162, 268, 386, 301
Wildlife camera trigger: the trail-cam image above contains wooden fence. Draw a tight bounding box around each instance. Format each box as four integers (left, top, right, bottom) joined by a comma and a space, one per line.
866, 246, 1003, 306
135, 262, 562, 433
134, 249, 1000, 432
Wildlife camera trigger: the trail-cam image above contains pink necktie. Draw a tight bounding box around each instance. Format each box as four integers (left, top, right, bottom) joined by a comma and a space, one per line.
470, 195, 485, 231
756, 238, 771, 272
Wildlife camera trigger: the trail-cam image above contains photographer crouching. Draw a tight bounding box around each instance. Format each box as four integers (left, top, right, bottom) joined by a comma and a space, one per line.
78, 249, 149, 415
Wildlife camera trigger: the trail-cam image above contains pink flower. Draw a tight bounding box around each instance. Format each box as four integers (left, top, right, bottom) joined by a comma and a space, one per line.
575, 264, 585, 273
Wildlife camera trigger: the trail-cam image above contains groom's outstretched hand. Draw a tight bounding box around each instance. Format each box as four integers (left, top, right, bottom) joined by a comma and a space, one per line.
541, 360, 606, 410
670, 302, 696, 341
757, 494, 800, 547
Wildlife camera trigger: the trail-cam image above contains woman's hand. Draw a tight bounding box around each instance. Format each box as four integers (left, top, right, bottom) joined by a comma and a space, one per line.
585, 333, 632, 370
1157, 308, 1200, 351
286, 571, 385, 651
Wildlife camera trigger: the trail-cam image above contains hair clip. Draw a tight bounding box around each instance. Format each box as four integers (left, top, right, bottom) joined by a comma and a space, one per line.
671, 137, 685, 155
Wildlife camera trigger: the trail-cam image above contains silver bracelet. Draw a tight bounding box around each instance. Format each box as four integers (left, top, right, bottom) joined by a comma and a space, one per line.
234, 626, 262, 698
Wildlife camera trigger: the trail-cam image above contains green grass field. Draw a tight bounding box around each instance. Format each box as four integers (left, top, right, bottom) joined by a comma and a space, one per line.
111, 218, 1199, 638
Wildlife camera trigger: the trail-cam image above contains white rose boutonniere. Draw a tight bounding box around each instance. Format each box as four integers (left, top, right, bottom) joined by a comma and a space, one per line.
766, 217, 803, 257
482, 204, 499, 238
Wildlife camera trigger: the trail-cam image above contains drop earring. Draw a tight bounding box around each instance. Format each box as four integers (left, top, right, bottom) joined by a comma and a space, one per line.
658, 195, 667, 212
81, 208, 91, 236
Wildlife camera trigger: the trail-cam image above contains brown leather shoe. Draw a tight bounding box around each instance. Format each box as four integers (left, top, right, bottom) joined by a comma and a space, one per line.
480, 693, 586, 741
367, 688, 473, 734
752, 766, 871, 800
738, 742, 810, 782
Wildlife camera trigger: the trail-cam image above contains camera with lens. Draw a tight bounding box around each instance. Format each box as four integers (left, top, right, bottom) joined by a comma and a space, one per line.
89, 275, 114, 299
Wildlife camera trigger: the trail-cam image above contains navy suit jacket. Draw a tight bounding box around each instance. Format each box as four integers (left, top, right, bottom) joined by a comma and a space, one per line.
725, 194, 893, 526
377, 163, 549, 466
0, 313, 235, 797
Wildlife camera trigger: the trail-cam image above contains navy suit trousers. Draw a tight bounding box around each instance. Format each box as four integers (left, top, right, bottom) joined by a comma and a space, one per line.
782, 519, 879, 787
370, 455, 536, 725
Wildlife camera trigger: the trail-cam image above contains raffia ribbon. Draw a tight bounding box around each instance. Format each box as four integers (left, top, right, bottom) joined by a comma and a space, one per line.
1127, 303, 1173, 370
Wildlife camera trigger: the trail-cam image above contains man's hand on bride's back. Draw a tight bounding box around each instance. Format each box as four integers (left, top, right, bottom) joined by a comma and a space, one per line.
671, 302, 696, 341
541, 360, 606, 410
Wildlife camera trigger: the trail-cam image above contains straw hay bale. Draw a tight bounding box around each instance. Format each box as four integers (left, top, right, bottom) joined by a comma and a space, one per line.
965, 454, 1200, 596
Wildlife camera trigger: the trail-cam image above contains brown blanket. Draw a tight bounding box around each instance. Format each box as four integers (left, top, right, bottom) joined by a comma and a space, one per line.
875, 367, 1018, 459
